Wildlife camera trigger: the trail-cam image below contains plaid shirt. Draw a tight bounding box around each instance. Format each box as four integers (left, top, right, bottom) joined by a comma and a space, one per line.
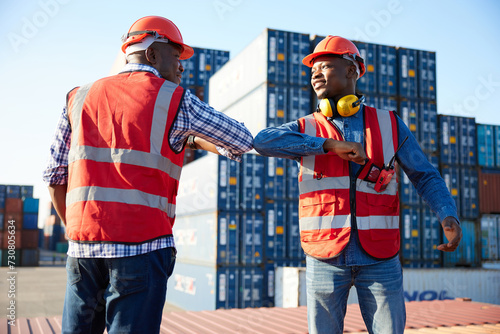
43, 63, 253, 258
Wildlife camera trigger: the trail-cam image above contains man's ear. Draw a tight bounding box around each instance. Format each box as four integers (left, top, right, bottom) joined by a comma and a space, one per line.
346, 64, 357, 79
145, 46, 157, 65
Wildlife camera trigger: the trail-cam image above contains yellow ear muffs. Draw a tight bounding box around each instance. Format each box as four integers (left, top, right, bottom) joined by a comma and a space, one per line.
319, 95, 365, 118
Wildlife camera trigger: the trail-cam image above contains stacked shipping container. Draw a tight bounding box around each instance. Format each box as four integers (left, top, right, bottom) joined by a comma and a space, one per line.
0, 185, 40, 266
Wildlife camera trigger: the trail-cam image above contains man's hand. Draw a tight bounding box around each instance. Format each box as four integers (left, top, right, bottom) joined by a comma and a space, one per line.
437, 216, 462, 252
323, 139, 367, 165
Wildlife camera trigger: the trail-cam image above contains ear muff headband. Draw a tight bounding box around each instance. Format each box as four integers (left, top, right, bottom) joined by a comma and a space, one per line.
319, 95, 365, 118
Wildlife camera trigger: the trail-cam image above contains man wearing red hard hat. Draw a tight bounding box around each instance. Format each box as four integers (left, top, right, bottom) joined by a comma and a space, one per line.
254, 35, 461, 333
44, 16, 253, 333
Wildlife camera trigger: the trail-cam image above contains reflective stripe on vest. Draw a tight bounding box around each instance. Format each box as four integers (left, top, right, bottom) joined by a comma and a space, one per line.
298, 108, 399, 259
66, 74, 185, 243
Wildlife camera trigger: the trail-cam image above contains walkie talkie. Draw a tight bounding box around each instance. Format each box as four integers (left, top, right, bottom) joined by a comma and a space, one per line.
373, 136, 409, 193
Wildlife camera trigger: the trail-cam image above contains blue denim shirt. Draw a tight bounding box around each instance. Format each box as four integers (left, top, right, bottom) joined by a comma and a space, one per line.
254, 105, 459, 266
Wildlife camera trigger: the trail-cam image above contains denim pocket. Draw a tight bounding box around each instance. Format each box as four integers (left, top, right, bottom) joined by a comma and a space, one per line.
109, 255, 148, 295
66, 256, 82, 285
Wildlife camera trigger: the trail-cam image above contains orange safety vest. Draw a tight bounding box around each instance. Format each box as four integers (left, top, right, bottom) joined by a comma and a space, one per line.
65, 71, 185, 243
298, 106, 400, 259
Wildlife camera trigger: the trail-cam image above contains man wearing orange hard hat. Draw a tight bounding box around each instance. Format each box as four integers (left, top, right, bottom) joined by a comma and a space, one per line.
254, 35, 461, 333
43, 16, 253, 333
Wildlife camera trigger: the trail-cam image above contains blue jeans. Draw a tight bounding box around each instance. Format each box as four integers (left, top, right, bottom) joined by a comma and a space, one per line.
306, 255, 405, 334
62, 247, 176, 334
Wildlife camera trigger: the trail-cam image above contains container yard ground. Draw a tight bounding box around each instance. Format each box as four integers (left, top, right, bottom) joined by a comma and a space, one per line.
0, 263, 184, 318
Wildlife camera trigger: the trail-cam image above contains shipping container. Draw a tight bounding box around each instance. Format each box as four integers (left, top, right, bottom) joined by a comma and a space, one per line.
287, 200, 304, 259
23, 197, 39, 213
240, 267, 264, 308
264, 156, 287, 199
0, 250, 21, 267
180, 49, 197, 86
400, 170, 420, 206
399, 99, 419, 142
443, 220, 479, 267
377, 45, 398, 96
263, 259, 306, 307
0, 185, 5, 209
364, 95, 378, 109
0, 213, 3, 230
417, 50, 437, 99
286, 159, 300, 199
419, 100, 438, 152
20, 249, 39, 266
477, 124, 496, 167
240, 211, 264, 265
48, 224, 63, 251
5, 198, 22, 213
398, 48, 418, 98
265, 199, 287, 259
2, 228, 21, 249
495, 126, 500, 167
240, 154, 265, 211
460, 168, 479, 219
4, 212, 22, 230
21, 229, 39, 249
6, 185, 21, 198
180, 47, 230, 88
210, 29, 310, 112
174, 211, 239, 265
481, 215, 499, 260
378, 96, 398, 111
218, 157, 240, 211
439, 115, 459, 165
401, 207, 421, 263
421, 207, 442, 265
275, 266, 307, 308
458, 117, 477, 166
288, 86, 312, 122
20, 185, 34, 199
354, 41, 377, 94
440, 166, 460, 214
478, 169, 500, 214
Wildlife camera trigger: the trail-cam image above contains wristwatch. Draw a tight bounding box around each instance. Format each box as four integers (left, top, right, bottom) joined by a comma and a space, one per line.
187, 135, 197, 150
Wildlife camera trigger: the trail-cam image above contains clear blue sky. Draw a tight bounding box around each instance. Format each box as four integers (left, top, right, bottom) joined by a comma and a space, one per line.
1, 0, 499, 223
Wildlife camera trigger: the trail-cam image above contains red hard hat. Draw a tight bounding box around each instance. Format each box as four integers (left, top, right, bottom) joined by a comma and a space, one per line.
121, 16, 194, 59
302, 35, 365, 78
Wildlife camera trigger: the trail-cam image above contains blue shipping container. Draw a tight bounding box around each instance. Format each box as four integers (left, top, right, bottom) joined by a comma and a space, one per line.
267, 30, 287, 84
477, 124, 495, 167
240, 267, 264, 308
240, 212, 264, 265
21, 185, 34, 198
267, 84, 287, 128
402, 207, 421, 261
22, 213, 38, 230
460, 168, 479, 219
0, 185, 5, 209
286, 159, 299, 199
443, 220, 478, 267
6, 185, 21, 198
399, 99, 419, 142
419, 101, 438, 152
459, 117, 477, 166
218, 212, 240, 265
440, 166, 460, 215
354, 41, 377, 94
495, 126, 500, 167
241, 154, 265, 211
287, 86, 311, 122
400, 171, 420, 206
364, 95, 378, 109
288, 32, 310, 86
398, 48, 418, 98
377, 45, 398, 96
421, 207, 441, 263
23, 197, 39, 213
418, 50, 437, 99
264, 157, 287, 199
439, 115, 459, 165
378, 96, 398, 111
265, 199, 287, 259
287, 200, 304, 259
218, 157, 240, 211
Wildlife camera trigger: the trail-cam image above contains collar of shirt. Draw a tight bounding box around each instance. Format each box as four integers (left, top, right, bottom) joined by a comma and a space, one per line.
119, 63, 162, 78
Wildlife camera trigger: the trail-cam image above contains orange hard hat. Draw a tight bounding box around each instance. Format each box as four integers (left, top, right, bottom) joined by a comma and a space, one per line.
302, 35, 365, 78
121, 16, 194, 59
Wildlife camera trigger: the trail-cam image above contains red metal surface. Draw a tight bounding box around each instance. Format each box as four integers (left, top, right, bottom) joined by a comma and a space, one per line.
479, 169, 500, 214
2, 300, 500, 333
